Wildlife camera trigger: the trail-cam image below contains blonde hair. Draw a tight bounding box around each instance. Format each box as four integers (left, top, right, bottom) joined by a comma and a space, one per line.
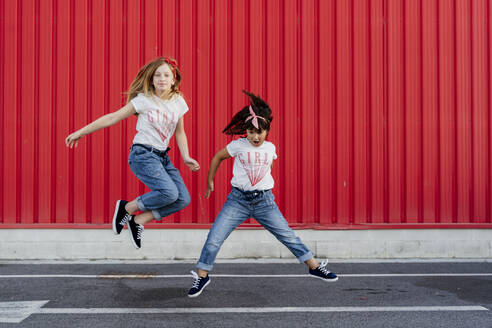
126, 57, 182, 103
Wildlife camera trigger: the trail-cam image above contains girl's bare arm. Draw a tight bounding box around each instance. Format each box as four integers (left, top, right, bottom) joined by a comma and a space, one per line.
174, 117, 200, 171
205, 148, 231, 198
65, 102, 136, 148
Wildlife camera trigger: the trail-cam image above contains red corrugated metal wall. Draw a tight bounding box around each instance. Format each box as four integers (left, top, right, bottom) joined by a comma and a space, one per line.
1, 0, 491, 229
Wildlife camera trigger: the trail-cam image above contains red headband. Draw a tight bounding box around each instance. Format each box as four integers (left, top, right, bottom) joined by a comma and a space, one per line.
164, 58, 178, 79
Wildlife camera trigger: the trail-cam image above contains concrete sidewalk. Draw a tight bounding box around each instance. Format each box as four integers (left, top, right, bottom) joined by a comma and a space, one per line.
0, 228, 491, 260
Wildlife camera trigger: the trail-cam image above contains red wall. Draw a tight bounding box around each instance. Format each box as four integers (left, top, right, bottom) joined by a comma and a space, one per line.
1, 0, 491, 229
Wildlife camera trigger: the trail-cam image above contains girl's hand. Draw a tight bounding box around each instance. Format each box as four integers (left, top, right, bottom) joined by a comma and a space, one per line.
205, 180, 214, 199
184, 157, 200, 172
65, 131, 83, 148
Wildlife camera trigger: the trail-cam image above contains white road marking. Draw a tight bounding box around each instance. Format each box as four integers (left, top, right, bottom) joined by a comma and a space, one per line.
0, 301, 49, 323
31, 305, 492, 314
1, 302, 488, 323
1, 302, 487, 323
202, 273, 492, 278
0, 273, 491, 279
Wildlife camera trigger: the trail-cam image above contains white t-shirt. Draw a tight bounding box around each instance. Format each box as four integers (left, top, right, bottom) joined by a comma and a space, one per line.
131, 93, 189, 151
226, 138, 277, 191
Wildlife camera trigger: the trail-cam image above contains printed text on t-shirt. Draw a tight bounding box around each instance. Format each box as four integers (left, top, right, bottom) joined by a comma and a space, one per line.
237, 151, 271, 186
146, 110, 177, 142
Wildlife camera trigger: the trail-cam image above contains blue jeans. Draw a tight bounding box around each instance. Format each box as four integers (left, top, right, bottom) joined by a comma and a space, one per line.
197, 187, 313, 271
128, 144, 190, 220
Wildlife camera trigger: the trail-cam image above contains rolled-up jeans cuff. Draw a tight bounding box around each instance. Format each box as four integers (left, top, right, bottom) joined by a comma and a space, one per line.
197, 261, 213, 271
136, 197, 147, 211
137, 197, 160, 220
297, 251, 314, 263
151, 210, 161, 220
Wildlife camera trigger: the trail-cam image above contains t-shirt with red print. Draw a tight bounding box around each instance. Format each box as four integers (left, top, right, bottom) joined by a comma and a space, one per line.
131, 93, 189, 151
226, 138, 277, 191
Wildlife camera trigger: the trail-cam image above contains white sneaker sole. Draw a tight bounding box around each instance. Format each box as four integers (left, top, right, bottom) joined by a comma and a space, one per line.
187, 279, 211, 298
128, 226, 141, 249
112, 200, 122, 235
310, 275, 339, 282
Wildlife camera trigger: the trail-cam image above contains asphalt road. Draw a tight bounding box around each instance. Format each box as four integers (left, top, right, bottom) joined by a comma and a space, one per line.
0, 261, 491, 327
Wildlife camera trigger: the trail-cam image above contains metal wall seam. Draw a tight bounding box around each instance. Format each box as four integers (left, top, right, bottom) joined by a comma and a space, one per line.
86, 0, 93, 224
15, 0, 22, 224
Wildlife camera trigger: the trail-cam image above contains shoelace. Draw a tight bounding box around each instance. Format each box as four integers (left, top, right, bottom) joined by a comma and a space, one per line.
318, 259, 331, 275
136, 225, 144, 240
190, 270, 202, 289
120, 213, 131, 226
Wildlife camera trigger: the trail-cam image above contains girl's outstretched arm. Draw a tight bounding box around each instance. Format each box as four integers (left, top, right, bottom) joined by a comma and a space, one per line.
205, 148, 231, 198
174, 117, 200, 171
65, 103, 137, 148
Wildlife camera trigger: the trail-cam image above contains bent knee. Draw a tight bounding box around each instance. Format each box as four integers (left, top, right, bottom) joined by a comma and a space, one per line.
158, 188, 179, 204
176, 192, 191, 210
181, 193, 191, 206
180, 198, 191, 210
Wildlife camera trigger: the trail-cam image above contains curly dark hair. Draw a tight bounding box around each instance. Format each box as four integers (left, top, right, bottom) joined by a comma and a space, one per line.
223, 90, 273, 135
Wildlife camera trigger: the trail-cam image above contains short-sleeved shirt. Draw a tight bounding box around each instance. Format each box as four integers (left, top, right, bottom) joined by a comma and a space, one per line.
226, 138, 277, 191
131, 93, 189, 151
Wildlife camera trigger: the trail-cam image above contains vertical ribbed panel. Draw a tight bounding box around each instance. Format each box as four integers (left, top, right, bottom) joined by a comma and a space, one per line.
1, 0, 491, 228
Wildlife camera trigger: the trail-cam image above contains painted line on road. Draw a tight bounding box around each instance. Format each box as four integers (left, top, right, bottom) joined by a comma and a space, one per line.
202, 273, 492, 278
0, 302, 488, 323
0, 273, 492, 279
0, 301, 49, 323
35, 306, 488, 314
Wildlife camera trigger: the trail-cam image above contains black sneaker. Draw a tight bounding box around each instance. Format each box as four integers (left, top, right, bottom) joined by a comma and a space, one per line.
188, 271, 210, 298
127, 216, 143, 249
112, 200, 131, 235
309, 260, 338, 282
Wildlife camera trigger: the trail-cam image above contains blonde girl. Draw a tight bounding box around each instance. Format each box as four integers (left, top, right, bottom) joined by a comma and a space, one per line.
66, 57, 200, 249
